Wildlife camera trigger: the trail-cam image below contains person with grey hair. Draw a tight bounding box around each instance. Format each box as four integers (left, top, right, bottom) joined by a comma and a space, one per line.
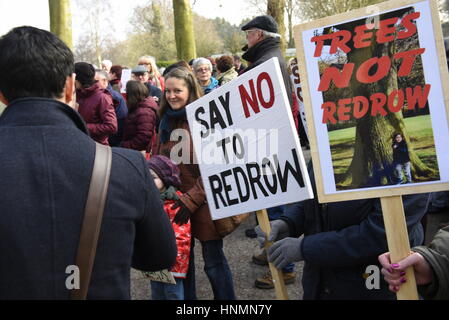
101, 59, 112, 72
192, 57, 219, 95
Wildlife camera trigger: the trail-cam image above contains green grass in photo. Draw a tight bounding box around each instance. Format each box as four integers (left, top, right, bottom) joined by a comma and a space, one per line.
329, 114, 438, 180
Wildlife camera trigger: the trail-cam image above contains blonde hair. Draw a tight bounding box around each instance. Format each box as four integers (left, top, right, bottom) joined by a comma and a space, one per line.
138, 55, 162, 89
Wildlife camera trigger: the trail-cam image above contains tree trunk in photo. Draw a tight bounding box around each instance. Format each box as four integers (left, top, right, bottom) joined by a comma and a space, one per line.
49, 0, 73, 50
173, 0, 197, 61
267, 0, 286, 55
339, 18, 435, 189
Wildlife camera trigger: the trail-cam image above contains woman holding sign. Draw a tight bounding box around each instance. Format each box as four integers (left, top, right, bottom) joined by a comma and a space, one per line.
156, 67, 236, 300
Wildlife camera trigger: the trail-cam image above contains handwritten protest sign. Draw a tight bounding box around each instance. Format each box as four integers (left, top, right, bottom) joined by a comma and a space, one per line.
289, 59, 309, 140
186, 57, 313, 221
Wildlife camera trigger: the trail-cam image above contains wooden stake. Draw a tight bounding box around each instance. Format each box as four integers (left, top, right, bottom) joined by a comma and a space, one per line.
256, 209, 289, 300
380, 195, 419, 300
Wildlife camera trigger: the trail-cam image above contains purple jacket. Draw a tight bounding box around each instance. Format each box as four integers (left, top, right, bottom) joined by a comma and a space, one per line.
77, 82, 118, 145
122, 97, 159, 152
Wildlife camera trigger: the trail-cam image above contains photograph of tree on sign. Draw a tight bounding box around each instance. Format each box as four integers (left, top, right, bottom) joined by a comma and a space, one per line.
294, 0, 449, 202
319, 6, 439, 190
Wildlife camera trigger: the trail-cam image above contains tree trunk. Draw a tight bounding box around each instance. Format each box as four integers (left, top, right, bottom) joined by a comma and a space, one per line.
286, 0, 294, 48
338, 14, 435, 189
48, 0, 73, 50
173, 0, 197, 61
267, 0, 286, 55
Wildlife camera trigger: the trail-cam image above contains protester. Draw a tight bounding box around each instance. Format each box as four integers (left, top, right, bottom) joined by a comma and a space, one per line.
0, 26, 177, 299
157, 67, 236, 300
75, 62, 118, 146
101, 59, 112, 72
147, 155, 191, 300
121, 80, 159, 155
215, 55, 238, 85
379, 223, 449, 299
192, 57, 219, 95
138, 55, 165, 91
109, 65, 123, 93
255, 163, 429, 299
206, 56, 218, 78
95, 70, 128, 147
132, 65, 162, 103
240, 15, 296, 118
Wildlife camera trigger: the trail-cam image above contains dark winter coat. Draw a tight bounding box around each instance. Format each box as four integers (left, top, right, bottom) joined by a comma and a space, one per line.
242, 37, 294, 108
77, 82, 118, 145
280, 162, 429, 300
0, 98, 177, 299
392, 140, 411, 164
121, 97, 159, 153
144, 82, 162, 103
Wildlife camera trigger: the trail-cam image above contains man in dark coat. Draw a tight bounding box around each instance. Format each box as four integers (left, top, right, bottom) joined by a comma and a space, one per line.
241, 15, 309, 149
257, 163, 430, 299
0, 26, 177, 299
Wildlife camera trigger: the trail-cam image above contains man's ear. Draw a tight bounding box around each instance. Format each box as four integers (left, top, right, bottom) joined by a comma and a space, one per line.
0, 91, 8, 105
64, 73, 76, 106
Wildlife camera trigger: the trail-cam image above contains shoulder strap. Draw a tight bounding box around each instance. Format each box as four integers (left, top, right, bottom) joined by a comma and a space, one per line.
71, 143, 112, 300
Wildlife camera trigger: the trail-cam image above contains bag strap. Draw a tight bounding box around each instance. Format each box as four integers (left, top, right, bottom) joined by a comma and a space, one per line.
71, 143, 112, 300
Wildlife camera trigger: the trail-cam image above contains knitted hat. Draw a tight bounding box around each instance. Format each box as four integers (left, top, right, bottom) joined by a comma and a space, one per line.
241, 15, 279, 34
75, 62, 96, 87
147, 155, 181, 188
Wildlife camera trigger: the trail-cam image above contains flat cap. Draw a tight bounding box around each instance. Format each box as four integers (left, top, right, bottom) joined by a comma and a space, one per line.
241, 15, 279, 34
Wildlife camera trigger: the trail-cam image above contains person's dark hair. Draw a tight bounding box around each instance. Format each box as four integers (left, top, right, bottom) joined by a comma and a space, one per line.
162, 61, 191, 77
392, 132, 403, 142
75, 62, 96, 88
216, 55, 234, 73
110, 65, 123, 80
159, 68, 203, 119
126, 80, 149, 111
0, 26, 74, 102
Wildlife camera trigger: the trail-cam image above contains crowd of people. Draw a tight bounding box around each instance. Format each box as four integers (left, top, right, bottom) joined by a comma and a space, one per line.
0, 14, 447, 301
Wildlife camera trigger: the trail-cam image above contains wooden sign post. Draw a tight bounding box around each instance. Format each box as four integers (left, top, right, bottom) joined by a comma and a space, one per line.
293, 0, 449, 300
381, 196, 418, 300
256, 209, 289, 300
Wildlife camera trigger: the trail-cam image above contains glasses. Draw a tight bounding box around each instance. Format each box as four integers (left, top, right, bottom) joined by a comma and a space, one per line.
245, 29, 260, 36
195, 68, 211, 73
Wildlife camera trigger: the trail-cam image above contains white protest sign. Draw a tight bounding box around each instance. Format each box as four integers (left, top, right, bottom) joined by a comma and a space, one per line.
289, 59, 309, 140
186, 57, 313, 220
120, 69, 132, 93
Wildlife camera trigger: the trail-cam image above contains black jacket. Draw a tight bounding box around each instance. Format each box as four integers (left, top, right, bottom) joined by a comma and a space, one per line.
242, 37, 293, 107
281, 163, 429, 300
392, 140, 411, 164
0, 98, 177, 299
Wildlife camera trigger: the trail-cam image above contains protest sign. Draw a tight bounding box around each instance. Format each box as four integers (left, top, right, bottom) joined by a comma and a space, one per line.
186, 57, 313, 221
294, 0, 449, 300
289, 58, 309, 140
294, 0, 449, 203
120, 69, 132, 94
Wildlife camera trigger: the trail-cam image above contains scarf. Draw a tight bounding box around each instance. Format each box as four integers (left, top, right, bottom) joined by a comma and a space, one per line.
159, 106, 187, 144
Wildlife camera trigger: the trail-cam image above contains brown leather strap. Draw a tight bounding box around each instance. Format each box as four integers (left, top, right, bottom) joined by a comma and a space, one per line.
71, 143, 112, 300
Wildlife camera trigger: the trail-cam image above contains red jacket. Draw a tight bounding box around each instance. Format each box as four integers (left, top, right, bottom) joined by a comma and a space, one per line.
164, 192, 191, 278
77, 82, 118, 145
121, 97, 159, 153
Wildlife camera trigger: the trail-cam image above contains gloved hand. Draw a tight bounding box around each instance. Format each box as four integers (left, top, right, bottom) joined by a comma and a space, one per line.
172, 200, 192, 225
267, 237, 303, 269
254, 219, 290, 248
